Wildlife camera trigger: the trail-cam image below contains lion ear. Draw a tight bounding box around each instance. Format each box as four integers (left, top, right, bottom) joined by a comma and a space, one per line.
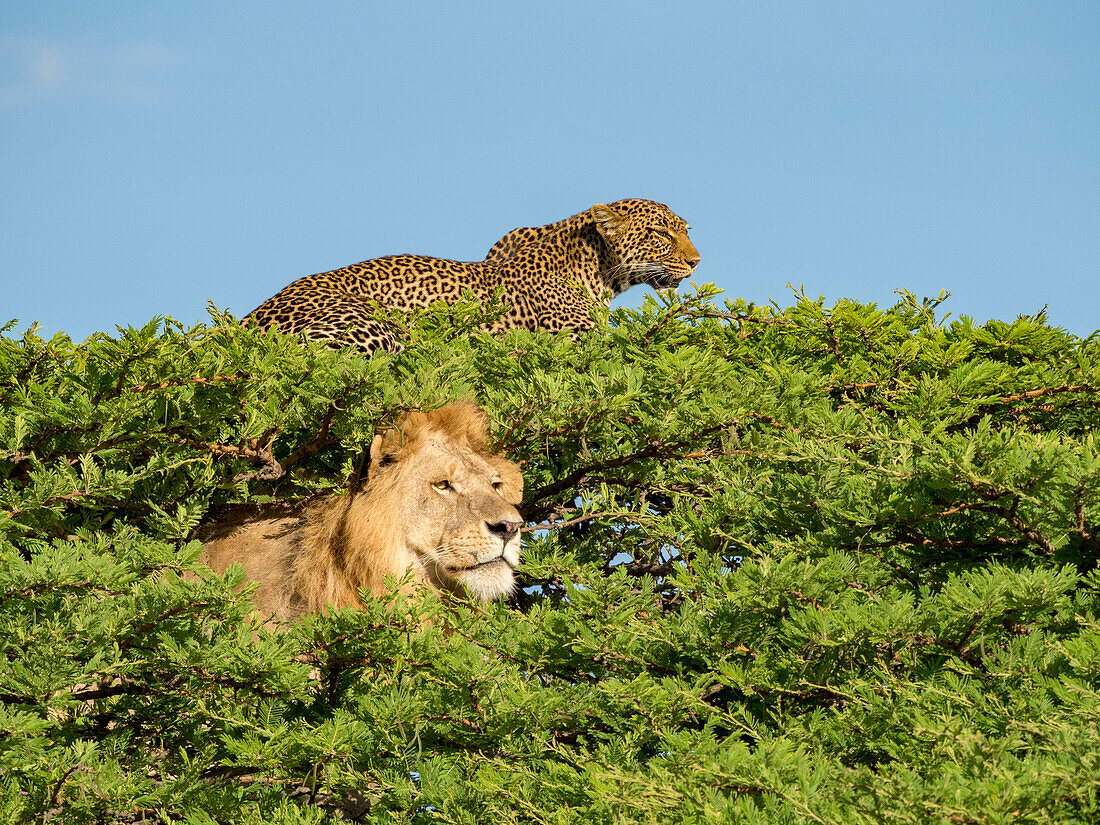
367, 433, 400, 481
489, 456, 524, 505
591, 203, 627, 241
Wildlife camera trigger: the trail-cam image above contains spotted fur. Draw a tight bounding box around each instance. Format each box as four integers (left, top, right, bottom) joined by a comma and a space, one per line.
247, 199, 700, 353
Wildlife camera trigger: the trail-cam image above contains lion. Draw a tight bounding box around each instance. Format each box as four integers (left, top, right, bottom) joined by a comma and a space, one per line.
199, 401, 524, 624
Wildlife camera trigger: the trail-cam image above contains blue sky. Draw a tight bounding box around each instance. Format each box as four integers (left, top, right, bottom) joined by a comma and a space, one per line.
3, 2, 1098, 340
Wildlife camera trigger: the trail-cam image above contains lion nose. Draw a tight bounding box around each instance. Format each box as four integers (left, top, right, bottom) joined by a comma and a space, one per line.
487, 519, 522, 543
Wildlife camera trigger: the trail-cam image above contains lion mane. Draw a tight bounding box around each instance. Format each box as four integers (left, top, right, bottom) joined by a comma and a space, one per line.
199, 401, 524, 624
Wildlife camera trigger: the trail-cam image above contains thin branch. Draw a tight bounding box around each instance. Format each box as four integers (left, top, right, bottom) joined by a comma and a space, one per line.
827, 382, 879, 394
521, 510, 616, 533
997, 384, 1092, 405
1075, 489, 1100, 551
129, 373, 247, 393
6, 489, 89, 519
163, 435, 284, 482
821, 314, 845, 364
47, 763, 82, 815
280, 404, 341, 474
527, 422, 729, 506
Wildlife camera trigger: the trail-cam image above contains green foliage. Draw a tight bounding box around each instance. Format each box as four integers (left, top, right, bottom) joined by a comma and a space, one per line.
2, 287, 1099, 823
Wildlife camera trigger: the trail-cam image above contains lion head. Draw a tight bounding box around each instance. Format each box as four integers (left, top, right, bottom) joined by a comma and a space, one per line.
200, 401, 524, 623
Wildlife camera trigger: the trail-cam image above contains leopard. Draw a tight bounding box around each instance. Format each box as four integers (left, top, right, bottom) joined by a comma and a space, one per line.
245, 199, 699, 353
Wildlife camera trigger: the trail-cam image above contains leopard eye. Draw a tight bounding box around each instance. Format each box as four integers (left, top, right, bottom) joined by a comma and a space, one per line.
650, 228, 673, 240
433, 480, 451, 491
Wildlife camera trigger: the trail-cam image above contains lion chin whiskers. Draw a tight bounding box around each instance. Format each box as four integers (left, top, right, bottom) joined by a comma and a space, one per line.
457, 565, 517, 603
433, 538, 518, 602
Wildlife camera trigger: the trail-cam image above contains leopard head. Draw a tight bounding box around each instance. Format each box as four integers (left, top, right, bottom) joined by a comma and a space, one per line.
590, 199, 700, 293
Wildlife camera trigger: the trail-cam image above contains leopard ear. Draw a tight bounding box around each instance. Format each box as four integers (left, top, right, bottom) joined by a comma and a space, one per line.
590, 203, 627, 240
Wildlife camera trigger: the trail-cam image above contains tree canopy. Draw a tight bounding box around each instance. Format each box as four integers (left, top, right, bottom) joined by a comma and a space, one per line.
2, 287, 1099, 823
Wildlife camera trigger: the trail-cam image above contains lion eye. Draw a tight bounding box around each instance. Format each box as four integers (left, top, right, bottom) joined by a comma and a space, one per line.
492, 481, 503, 491
433, 480, 451, 491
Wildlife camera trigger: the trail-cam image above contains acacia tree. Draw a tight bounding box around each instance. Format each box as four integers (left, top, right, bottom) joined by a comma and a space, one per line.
2, 287, 1099, 824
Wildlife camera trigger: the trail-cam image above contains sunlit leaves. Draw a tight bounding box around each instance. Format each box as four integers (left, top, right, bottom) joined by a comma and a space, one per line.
2, 291, 1099, 822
